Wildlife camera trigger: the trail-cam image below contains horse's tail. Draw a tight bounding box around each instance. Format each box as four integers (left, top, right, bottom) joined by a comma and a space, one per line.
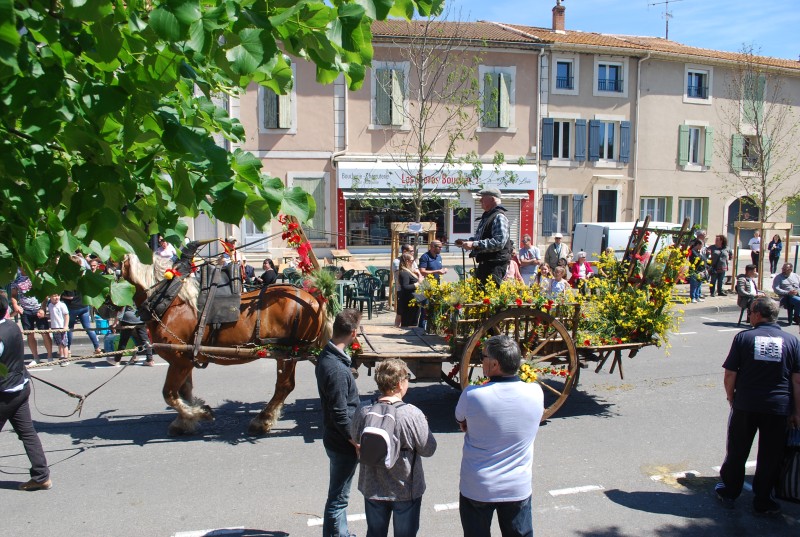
315, 303, 333, 349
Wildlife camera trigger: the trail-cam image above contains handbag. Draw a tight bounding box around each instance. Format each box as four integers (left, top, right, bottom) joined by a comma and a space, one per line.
776, 428, 800, 503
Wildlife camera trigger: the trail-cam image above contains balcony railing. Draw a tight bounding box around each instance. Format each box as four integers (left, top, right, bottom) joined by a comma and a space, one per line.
556, 76, 574, 89
687, 85, 709, 99
597, 78, 623, 92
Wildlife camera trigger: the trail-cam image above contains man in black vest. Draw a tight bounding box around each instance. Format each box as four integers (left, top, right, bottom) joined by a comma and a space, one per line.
457, 188, 513, 286
0, 293, 52, 491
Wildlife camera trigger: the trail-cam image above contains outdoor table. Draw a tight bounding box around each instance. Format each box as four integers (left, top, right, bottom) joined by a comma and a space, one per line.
334, 279, 357, 307
331, 249, 352, 262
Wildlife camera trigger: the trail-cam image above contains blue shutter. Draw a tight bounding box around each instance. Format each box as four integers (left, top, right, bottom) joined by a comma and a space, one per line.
541, 118, 554, 161
619, 121, 631, 163
574, 119, 587, 162
588, 120, 600, 162
572, 194, 584, 225
542, 194, 555, 237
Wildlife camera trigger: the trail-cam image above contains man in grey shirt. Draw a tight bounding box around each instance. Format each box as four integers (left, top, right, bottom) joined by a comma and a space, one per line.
772, 262, 800, 324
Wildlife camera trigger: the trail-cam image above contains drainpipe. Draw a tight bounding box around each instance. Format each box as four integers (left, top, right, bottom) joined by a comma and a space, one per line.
633, 52, 651, 221
330, 77, 349, 248
536, 47, 546, 245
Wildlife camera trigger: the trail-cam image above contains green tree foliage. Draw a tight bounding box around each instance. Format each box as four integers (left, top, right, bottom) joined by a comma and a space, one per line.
0, 0, 441, 304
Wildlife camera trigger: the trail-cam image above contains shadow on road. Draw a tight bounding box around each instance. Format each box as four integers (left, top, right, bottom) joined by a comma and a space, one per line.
590, 475, 798, 537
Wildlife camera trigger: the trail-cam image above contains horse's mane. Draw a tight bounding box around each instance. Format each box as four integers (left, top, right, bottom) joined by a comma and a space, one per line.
126, 254, 199, 310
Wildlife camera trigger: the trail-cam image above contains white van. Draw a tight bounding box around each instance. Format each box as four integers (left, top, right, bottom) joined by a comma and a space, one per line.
571, 222, 684, 261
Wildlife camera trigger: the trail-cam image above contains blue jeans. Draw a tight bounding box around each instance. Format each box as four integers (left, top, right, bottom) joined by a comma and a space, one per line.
689, 275, 702, 300
67, 306, 100, 350
459, 494, 533, 537
365, 497, 422, 537
323, 447, 358, 537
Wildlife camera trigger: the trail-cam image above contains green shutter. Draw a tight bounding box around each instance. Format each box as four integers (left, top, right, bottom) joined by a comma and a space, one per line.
277, 93, 291, 128
678, 125, 689, 166
390, 69, 404, 126
263, 89, 277, 129
731, 134, 743, 172
375, 69, 391, 125
483, 72, 499, 128
499, 72, 511, 128
762, 136, 771, 172
704, 127, 714, 167
665, 197, 673, 223
701, 197, 709, 228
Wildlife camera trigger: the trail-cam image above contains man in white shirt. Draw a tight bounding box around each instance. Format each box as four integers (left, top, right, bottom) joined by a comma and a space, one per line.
456, 335, 543, 537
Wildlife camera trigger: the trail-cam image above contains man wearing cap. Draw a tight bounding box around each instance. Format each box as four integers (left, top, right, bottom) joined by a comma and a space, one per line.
544, 233, 573, 271
457, 188, 513, 286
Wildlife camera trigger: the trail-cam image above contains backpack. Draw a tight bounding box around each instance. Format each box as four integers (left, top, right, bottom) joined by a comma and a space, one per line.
358, 401, 405, 468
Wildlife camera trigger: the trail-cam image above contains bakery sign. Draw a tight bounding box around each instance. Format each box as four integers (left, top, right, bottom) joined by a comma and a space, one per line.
337, 161, 537, 191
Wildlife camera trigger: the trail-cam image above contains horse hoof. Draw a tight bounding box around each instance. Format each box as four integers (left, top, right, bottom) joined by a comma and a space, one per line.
247, 419, 271, 436
168, 418, 199, 436
200, 405, 214, 421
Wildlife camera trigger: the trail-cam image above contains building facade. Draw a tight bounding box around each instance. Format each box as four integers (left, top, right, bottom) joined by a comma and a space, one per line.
198, 3, 800, 261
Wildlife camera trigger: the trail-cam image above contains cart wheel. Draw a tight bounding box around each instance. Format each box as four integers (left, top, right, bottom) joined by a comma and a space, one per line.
459, 307, 579, 421
440, 363, 477, 390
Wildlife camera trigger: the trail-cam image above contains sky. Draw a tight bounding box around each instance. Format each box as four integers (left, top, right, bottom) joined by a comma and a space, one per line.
449, 0, 800, 60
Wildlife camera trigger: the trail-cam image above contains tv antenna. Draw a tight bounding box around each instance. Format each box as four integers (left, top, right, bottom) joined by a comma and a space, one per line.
648, 0, 684, 40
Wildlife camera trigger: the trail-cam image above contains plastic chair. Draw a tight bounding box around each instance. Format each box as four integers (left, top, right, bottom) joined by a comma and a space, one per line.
349, 276, 379, 319
366, 265, 378, 276
374, 269, 390, 300
454, 265, 466, 281
283, 267, 303, 287
322, 265, 341, 278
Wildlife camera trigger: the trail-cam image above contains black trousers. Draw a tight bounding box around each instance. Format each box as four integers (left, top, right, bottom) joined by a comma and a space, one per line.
116, 324, 153, 362
476, 262, 508, 288
0, 383, 50, 483
719, 408, 786, 505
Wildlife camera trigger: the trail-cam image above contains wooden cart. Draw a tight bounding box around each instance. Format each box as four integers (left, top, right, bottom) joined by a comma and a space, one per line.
356, 301, 645, 422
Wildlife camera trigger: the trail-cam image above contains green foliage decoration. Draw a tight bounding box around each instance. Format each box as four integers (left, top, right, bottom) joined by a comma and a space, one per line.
0, 0, 442, 305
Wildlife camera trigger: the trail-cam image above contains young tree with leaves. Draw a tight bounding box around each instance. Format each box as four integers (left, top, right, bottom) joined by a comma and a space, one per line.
716, 46, 800, 223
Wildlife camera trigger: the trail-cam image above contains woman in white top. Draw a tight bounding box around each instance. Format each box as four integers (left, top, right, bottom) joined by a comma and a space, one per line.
747, 230, 761, 269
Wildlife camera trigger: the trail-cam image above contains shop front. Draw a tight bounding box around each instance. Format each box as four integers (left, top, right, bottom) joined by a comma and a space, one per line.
336, 161, 537, 252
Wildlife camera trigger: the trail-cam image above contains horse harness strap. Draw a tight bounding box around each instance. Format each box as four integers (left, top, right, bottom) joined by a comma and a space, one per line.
193, 267, 220, 359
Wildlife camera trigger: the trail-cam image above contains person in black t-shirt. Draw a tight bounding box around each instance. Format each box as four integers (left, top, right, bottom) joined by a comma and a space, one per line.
0, 293, 52, 491
715, 297, 800, 515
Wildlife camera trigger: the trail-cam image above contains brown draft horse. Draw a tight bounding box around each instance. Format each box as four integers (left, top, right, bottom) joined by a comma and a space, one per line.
121, 254, 331, 436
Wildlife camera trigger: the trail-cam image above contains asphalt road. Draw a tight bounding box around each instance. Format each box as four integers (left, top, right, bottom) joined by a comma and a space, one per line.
2, 309, 799, 536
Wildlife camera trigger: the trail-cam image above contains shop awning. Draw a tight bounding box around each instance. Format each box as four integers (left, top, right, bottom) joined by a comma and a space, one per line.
337, 160, 537, 191
342, 189, 459, 199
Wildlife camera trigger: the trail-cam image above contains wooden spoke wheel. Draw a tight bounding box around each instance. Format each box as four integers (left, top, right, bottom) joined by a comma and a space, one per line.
459, 307, 580, 421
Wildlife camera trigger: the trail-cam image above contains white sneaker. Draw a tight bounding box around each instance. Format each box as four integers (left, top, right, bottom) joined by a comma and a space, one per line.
691, 299, 697, 303
106, 357, 119, 367
60, 361, 70, 367
699, 296, 706, 301
27, 359, 38, 367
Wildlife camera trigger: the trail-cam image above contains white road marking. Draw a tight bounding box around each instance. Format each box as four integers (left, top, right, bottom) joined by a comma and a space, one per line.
700, 316, 718, 322
307, 513, 366, 527
27, 368, 53, 372
712, 461, 756, 472
718, 328, 743, 332
650, 470, 701, 481
172, 528, 243, 537
670, 331, 697, 335
434, 502, 460, 512
549, 485, 604, 496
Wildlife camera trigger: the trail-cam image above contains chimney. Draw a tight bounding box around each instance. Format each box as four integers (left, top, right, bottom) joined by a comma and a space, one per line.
552, 2, 566, 33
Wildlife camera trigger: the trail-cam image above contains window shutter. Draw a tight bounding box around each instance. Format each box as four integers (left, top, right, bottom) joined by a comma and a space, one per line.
763, 136, 771, 172
499, 72, 511, 128
375, 69, 391, 125
678, 125, 689, 166
619, 121, 631, 163
755, 74, 766, 122
731, 134, 743, 172
541, 118, 554, 161
572, 194, 584, 225
483, 72, 499, 128
277, 93, 291, 128
703, 127, 714, 167
390, 69, 404, 126
542, 194, 555, 237
665, 197, 673, 222
701, 197, 709, 228
588, 120, 600, 162
263, 89, 278, 129
574, 119, 587, 161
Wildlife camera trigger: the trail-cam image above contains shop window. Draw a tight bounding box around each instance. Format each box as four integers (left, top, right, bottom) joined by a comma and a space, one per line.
346, 198, 445, 247
452, 208, 472, 234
